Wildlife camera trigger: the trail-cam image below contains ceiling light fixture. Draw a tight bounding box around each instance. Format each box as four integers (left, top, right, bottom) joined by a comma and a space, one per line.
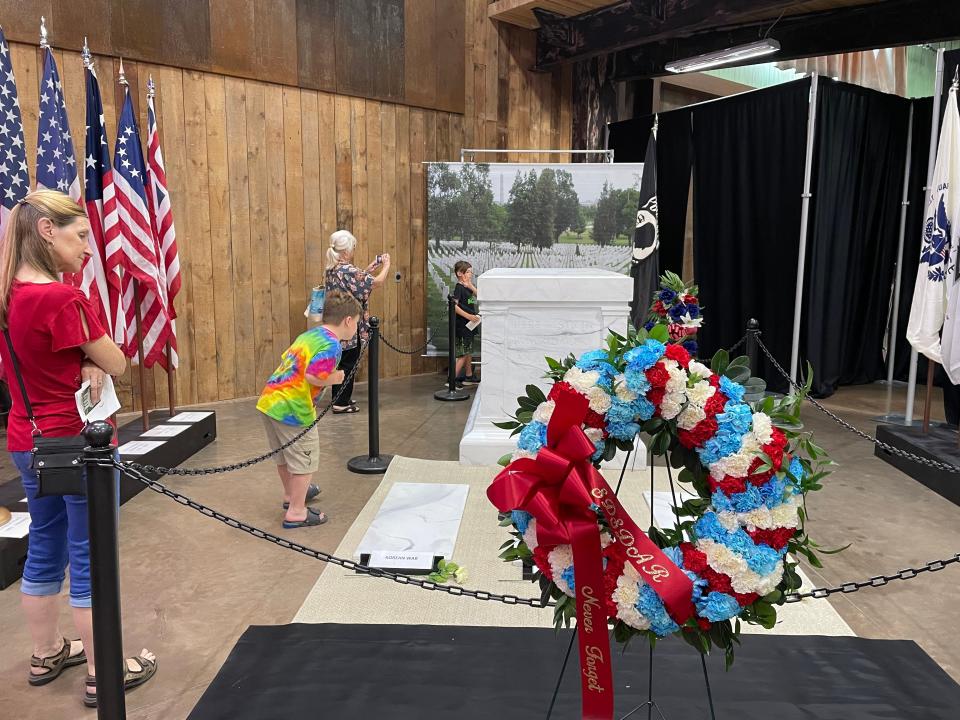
664, 39, 781, 73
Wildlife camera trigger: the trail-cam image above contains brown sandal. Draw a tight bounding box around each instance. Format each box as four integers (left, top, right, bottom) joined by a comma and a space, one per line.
28, 637, 86, 686
84, 652, 158, 708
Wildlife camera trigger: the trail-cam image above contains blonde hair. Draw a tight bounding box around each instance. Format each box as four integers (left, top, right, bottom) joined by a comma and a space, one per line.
0, 190, 86, 327
326, 229, 357, 268
322, 289, 362, 325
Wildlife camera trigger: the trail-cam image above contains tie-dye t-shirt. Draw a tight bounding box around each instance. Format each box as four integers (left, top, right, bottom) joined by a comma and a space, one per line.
256, 327, 342, 426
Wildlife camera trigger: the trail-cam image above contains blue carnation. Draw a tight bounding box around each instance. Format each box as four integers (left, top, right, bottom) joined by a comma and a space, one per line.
576, 350, 618, 383
517, 421, 548, 453
668, 303, 686, 320
511, 510, 532, 534
591, 437, 606, 462
658, 289, 677, 303
682, 340, 698, 356
561, 565, 576, 592
719, 376, 745, 403
637, 584, 680, 637
624, 340, 665, 373
607, 420, 640, 441
635, 396, 656, 422
787, 456, 804, 490
607, 398, 639, 424
759, 475, 788, 508
625, 368, 652, 396
694, 512, 782, 575
697, 592, 741, 622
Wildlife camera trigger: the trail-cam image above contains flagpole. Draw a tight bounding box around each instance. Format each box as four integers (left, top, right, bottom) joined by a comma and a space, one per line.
789, 73, 818, 384
165, 340, 176, 417
133, 280, 150, 431
907, 49, 945, 425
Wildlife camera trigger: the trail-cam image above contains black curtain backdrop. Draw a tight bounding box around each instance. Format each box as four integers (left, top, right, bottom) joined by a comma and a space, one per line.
803, 80, 912, 397
607, 109, 691, 279
691, 79, 811, 392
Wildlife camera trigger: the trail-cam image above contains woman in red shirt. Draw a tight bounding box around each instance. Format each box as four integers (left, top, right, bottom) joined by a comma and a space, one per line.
0, 191, 156, 706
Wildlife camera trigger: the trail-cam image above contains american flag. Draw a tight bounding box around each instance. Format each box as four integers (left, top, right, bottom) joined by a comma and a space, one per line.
36, 47, 79, 201
0, 27, 29, 239
82, 56, 123, 342
111, 86, 171, 368
145, 78, 179, 368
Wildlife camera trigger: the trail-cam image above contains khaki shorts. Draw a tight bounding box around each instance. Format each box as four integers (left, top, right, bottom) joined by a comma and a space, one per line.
260, 414, 320, 475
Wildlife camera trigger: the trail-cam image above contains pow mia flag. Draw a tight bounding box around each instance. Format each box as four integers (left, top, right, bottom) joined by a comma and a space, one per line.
630, 118, 660, 328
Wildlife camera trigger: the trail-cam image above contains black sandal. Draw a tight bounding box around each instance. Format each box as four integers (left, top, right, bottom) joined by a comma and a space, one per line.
332, 403, 359, 414
282, 507, 329, 529
282, 483, 321, 509
28, 637, 86, 686
84, 652, 158, 708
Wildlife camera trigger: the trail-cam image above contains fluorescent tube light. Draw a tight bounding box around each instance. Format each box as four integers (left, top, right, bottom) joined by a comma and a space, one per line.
664, 39, 781, 73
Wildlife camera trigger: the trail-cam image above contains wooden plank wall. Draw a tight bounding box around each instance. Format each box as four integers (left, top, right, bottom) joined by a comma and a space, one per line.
5, 2, 571, 409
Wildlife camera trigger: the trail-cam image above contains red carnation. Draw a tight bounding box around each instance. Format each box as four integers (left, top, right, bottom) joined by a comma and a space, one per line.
680, 543, 709, 573
747, 527, 797, 551
709, 474, 748, 495
647, 387, 666, 410
532, 546, 554, 581
679, 417, 717, 449
664, 343, 690, 368
584, 409, 607, 430
732, 591, 759, 606
653, 300, 668, 316
683, 294, 698, 305
708, 374, 720, 388
697, 617, 713, 631
703, 391, 728, 417
645, 363, 670, 389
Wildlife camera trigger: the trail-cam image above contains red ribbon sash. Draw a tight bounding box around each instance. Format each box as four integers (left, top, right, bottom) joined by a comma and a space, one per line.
488, 392, 694, 720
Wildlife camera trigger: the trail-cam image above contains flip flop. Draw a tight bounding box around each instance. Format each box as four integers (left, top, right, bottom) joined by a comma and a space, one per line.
282, 483, 321, 509
332, 404, 360, 414
282, 507, 329, 529
28, 638, 86, 686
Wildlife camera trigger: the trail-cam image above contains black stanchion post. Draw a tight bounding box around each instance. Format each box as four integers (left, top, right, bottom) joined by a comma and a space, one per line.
434, 294, 469, 402
348, 317, 394, 474
84, 420, 126, 720
745, 318, 760, 375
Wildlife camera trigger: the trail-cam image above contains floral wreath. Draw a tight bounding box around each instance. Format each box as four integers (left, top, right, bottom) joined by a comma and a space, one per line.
489, 274, 835, 718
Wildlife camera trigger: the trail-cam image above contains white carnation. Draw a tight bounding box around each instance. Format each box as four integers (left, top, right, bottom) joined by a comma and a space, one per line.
586, 385, 612, 414
523, 522, 539, 551
665, 365, 688, 394
751, 413, 773, 445
614, 374, 638, 402
688, 360, 711, 378
564, 367, 600, 394
617, 603, 651, 631
660, 393, 684, 420
511, 449, 537, 462
584, 427, 604, 444
686, 380, 715, 406
533, 400, 556, 424
677, 404, 706, 430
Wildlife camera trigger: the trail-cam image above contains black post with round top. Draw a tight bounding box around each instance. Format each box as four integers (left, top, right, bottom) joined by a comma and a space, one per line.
84, 421, 126, 719
347, 317, 393, 474
434, 294, 470, 402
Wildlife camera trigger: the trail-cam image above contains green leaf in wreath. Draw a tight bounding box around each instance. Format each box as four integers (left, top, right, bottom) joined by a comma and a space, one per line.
649, 324, 669, 342
526, 384, 547, 405
711, 349, 730, 376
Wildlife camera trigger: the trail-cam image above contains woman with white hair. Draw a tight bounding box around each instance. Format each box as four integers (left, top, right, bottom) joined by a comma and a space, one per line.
324, 230, 391, 413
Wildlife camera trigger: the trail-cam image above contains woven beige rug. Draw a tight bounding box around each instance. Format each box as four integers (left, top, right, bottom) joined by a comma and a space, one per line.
294, 456, 853, 637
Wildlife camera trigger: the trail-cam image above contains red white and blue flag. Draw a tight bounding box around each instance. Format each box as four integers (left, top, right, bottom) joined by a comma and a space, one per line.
82, 59, 123, 341
0, 27, 29, 240
35, 47, 79, 201
111, 87, 171, 368
145, 81, 179, 367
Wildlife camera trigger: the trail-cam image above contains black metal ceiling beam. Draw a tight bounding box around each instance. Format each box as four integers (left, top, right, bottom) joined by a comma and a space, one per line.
534, 0, 818, 69
609, 0, 960, 80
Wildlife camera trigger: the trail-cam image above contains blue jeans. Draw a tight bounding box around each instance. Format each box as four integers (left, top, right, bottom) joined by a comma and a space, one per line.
13, 450, 118, 608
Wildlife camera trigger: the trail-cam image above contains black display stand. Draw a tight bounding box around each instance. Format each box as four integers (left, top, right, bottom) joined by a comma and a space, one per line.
874, 423, 960, 507
0, 409, 217, 589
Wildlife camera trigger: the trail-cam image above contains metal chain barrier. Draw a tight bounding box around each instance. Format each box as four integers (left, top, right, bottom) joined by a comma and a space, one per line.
107, 458, 552, 608
380, 333, 431, 356
726, 333, 750, 355
755, 334, 960, 474
115, 341, 369, 477
783, 553, 960, 602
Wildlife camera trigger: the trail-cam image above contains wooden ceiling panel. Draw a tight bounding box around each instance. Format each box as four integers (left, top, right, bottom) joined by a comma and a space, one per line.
488, 0, 614, 30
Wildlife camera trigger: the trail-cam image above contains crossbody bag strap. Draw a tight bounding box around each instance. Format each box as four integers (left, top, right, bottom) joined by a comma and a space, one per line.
3, 328, 40, 436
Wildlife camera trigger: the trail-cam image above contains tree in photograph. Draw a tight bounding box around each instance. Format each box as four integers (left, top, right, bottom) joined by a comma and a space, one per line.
428, 164, 461, 248
507, 170, 539, 249
616, 187, 641, 241
554, 169, 583, 242
532, 168, 558, 248
457, 163, 496, 248
592, 180, 619, 246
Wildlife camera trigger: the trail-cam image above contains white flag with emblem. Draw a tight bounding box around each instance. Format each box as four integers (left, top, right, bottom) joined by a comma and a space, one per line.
907, 85, 960, 365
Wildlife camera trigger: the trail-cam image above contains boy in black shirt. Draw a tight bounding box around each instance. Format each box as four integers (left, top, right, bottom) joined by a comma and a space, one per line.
452, 260, 480, 385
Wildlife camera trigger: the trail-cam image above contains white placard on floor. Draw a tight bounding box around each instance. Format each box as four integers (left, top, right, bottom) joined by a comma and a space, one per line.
168, 411, 213, 423
118, 440, 166, 456
0, 512, 31, 538
141, 424, 189, 438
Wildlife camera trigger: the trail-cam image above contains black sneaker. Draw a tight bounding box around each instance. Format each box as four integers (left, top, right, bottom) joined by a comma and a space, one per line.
462, 376, 480, 384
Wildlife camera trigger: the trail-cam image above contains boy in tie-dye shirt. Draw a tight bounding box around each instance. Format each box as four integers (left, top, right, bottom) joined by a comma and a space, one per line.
257, 290, 362, 528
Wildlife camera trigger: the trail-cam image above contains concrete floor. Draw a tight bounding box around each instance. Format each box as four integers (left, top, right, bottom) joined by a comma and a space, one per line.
0, 375, 958, 719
